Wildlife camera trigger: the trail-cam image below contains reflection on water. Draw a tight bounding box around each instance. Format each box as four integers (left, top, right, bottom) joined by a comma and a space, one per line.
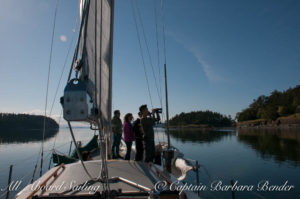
167, 127, 300, 199
168, 127, 300, 165
0, 127, 299, 199
169, 128, 235, 143
0, 127, 93, 199
0, 128, 59, 143
238, 128, 300, 166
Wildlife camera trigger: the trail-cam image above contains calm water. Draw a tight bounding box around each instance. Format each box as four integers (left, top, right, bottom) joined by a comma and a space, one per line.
0, 127, 299, 199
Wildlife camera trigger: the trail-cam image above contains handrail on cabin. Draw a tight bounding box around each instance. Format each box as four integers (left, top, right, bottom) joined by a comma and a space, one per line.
26, 164, 66, 199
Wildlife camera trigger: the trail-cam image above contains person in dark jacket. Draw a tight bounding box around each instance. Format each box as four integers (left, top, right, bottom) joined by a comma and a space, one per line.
139, 104, 160, 163
111, 110, 122, 159
123, 113, 135, 160
132, 112, 144, 161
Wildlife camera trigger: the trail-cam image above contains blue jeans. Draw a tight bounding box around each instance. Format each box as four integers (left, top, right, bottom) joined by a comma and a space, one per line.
112, 134, 121, 158
125, 141, 133, 160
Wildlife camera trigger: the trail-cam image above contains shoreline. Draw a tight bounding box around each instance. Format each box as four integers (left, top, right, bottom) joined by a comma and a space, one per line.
237, 114, 300, 129
237, 125, 300, 130
168, 125, 235, 131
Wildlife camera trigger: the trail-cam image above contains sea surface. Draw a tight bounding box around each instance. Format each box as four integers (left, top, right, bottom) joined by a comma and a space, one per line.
0, 127, 299, 199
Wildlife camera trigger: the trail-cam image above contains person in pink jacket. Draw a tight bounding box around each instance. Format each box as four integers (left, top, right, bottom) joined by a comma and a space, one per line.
123, 113, 135, 160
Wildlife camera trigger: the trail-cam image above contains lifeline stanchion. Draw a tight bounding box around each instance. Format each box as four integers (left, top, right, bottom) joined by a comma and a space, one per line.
6, 165, 13, 199
68, 141, 73, 156
231, 179, 235, 199
195, 160, 200, 196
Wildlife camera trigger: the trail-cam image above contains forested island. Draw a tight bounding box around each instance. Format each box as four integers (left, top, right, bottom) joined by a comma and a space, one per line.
0, 113, 59, 142
236, 85, 300, 128
169, 110, 234, 128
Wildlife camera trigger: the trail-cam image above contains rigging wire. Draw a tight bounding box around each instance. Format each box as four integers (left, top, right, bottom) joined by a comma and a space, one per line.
44, 136, 95, 153
160, 0, 167, 66
250, 191, 267, 199
67, 0, 90, 82
0, 161, 43, 198
20, 165, 40, 182
96, 122, 110, 193
40, 0, 59, 177
0, 146, 49, 186
45, 141, 70, 151
45, 1, 79, 173
30, 145, 43, 183
0, 189, 8, 198
49, 12, 79, 116
3, 150, 40, 168
51, 110, 63, 150
31, 150, 53, 184
30, 160, 39, 184
67, 122, 103, 182
130, 0, 153, 108
48, 110, 63, 170
153, 0, 163, 106
153, 0, 166, 142
133, 0, 167, 142
153, 0, 165, 105
134, 0, 162, 108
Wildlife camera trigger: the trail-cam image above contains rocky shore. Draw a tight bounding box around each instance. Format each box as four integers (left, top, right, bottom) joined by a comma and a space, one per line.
237, 114, 300, 129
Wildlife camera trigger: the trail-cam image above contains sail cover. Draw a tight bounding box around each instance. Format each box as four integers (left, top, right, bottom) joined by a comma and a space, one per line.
79, 0, 114, 128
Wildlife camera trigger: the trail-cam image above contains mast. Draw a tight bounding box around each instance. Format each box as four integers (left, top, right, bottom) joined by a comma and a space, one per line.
164, 63, 171, 149
160, 0, 173, 173
163, 63, 173, 174
160, 0, 170, 148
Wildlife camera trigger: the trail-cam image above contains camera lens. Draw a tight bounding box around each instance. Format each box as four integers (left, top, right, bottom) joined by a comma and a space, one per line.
156, 108, 162, 114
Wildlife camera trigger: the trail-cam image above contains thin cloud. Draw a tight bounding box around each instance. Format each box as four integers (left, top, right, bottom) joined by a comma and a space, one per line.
60, 35, 67, 42
189, 47, 223, 81
168, 31, 224, 82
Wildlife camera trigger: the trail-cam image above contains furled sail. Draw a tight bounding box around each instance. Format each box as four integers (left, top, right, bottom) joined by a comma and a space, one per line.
78, 0, 114, 128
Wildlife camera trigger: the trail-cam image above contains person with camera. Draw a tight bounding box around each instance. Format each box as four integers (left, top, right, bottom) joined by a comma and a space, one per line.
139, 104, 160, 163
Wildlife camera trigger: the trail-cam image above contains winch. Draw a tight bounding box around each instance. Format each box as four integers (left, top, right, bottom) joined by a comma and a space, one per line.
61, 78, 97, 122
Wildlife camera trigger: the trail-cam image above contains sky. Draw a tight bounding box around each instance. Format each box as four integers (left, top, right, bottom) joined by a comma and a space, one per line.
0, 0, 299, 124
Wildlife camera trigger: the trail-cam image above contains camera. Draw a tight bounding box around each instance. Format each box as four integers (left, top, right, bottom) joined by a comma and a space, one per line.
155, 108, 162, 114
148, 108, 163, 116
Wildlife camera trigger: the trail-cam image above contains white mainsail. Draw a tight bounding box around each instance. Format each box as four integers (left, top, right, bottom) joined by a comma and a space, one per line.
79, 0, 114, 128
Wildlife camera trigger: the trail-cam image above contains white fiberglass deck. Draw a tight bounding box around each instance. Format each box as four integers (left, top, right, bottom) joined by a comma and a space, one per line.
16, 160, 158, 198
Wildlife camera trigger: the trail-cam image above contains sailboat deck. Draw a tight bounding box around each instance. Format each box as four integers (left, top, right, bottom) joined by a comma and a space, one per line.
17, 160, 161, 198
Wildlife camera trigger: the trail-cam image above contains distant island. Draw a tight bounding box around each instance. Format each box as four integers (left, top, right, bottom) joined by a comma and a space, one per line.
0, 113, 59, 142
169, 110, 234, 129
237, 85, 300, 128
